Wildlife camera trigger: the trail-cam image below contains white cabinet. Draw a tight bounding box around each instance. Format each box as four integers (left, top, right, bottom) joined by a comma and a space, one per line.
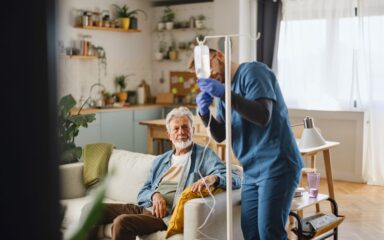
100, 111, 134, 150
75, 112, 101, 147
75, 107, 164, 153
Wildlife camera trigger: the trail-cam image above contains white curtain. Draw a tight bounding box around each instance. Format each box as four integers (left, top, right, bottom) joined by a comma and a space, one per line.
359, 0, 384, 185
277, 0, 384, 185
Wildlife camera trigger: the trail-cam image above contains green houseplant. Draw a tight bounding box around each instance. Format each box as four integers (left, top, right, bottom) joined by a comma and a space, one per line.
112, 4, 131, 29
112, 4, 147, 30
195, 14, 206, 29
162, 6, 175, 30
114, 75, 128, 104
58, 94, 96, 164
93, 45, 107, 82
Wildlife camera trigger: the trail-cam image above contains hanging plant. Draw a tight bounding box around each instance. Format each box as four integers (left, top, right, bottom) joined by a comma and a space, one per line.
93, 46, 107, 83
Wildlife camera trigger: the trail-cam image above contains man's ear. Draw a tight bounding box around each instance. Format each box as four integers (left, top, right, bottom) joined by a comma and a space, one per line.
216, 51, 225, 63
167, 131, 172, 140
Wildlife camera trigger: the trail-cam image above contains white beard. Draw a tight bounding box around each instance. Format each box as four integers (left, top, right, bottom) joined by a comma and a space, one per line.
173, 139, 193, 150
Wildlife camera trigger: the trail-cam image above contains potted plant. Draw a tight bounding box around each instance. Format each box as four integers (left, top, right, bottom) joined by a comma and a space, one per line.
102, 90, 115, 106
162, 6, 175, 30
114, 75, 128, 104
195, 14, 206, 29
155, 40, 166, 60
157, 20, 165, 31
126, 9, 147, 29
58, 94, 96, 164
112, 4, 131, 30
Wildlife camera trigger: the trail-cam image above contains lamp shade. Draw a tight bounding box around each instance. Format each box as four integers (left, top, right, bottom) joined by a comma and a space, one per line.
299, 117, 326, 149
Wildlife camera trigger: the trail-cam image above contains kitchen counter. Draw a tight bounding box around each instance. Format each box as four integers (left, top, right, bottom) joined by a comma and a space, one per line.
71, 103, 197, 115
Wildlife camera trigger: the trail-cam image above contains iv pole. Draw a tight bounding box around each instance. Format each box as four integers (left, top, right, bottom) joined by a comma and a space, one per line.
196, 32, 260, 240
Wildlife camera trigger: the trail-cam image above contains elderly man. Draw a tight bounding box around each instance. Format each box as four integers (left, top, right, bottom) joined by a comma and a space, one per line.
82, 106, 241, 240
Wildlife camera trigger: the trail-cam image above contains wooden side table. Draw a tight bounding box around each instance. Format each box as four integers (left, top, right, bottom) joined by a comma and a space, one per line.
298, 141, 340, 200
290, 193, 345, 240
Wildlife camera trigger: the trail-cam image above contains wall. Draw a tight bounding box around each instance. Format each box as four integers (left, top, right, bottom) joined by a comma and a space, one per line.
150, 0, 240, 96
289, 109, 366, 183
57, 0, 152, 104
57, 0, 241, 102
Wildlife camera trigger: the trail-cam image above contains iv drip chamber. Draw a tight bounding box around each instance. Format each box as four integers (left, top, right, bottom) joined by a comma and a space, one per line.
194, 43, 211, 79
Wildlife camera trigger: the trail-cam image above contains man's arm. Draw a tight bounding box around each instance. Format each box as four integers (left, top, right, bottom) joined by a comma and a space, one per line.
151, 192, 167, 218
200, 114, 226, 142
199, 94, 273, 142
137, 164, 158, 208
201, 148, 241, 190
223, 93, 273, 127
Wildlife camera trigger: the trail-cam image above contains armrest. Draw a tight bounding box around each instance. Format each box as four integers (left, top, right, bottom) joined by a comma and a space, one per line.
60, 162, 86, 199
183, 189, 243, 240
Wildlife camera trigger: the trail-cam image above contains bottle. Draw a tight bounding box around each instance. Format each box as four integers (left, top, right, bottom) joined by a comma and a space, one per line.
82, 12, 88, 27
189, 16, 195, 28
194, 43, 210, 79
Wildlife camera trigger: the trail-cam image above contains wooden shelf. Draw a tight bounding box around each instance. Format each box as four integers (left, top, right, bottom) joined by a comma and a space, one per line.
63, 55, 97, 60
155, 27, 208, 33
75, 26, 141, 33
155, 59, 181, 62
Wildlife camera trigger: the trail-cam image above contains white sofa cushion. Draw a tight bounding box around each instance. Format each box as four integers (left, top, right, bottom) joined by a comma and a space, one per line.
105, 149, 156, 203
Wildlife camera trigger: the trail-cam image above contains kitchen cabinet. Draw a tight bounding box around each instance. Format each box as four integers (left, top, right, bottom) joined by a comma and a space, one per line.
133, 107, 163, 153
74, 107, 164, 153
163, 106, 196, 117
75, 112, 102, 147
100, 111, 134, 150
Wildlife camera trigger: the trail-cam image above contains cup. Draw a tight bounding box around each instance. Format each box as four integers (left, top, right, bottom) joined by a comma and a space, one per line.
307, 172, 320, 198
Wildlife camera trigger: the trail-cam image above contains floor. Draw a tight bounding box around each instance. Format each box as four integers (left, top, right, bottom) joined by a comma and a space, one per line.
288, 179, 384, 240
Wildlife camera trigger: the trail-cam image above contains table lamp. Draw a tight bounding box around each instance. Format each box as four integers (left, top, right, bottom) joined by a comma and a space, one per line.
299, 116, 326, 149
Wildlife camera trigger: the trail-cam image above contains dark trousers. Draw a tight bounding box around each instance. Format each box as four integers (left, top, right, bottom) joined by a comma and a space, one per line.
82, 203, 167, 240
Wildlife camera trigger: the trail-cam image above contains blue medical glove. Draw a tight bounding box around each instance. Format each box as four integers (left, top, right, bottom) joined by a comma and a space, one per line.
197, 78, 225, 98
196, 92, 213, 116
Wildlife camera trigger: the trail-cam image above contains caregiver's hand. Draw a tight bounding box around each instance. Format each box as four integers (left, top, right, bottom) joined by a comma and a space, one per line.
197, 78, 225, 98
196, 92, 213, 117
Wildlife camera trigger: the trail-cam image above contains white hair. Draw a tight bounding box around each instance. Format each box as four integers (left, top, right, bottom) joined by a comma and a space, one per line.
165, 107, 194, 132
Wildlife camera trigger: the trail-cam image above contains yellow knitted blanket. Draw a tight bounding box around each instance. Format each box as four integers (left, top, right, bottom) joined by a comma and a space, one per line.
166, 185, 224, 238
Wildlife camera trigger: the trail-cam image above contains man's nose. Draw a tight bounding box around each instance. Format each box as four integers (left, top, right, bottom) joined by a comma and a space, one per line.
177, 128, 186, 133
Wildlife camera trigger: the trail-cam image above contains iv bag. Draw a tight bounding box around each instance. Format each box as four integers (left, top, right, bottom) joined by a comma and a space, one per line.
194, 44, 210, 79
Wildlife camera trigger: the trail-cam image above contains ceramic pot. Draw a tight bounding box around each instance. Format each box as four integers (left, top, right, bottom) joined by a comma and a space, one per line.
120, 18, 130, 30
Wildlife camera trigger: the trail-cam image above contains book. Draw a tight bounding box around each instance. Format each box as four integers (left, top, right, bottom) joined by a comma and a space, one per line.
294, 187, 306, 197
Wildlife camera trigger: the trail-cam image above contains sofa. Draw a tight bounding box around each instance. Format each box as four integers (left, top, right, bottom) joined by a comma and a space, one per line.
60, 149, 244, 240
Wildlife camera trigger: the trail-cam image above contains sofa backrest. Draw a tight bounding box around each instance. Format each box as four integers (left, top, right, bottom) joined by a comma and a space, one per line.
105, 149, 156, 203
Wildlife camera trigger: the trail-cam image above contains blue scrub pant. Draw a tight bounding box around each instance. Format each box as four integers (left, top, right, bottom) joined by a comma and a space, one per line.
241, 171, 301, 240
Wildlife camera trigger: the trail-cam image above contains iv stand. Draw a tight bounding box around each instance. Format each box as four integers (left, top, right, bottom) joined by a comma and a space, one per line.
196, 32, 260, 240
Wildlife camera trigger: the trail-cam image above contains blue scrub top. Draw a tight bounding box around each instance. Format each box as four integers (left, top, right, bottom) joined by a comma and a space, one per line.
217, 62, 303, 183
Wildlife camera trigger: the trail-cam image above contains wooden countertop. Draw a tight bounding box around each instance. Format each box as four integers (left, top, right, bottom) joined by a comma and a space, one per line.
70, 103, 197, 115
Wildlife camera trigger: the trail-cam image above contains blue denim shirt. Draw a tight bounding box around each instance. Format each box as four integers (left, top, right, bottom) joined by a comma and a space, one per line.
137, 143, 241, 210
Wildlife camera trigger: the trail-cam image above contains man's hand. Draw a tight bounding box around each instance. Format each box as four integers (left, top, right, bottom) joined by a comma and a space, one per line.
197, 78, 225, 98
196, 92, 213, 116
151, 192, 167, 218
191, 175, 218, 193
